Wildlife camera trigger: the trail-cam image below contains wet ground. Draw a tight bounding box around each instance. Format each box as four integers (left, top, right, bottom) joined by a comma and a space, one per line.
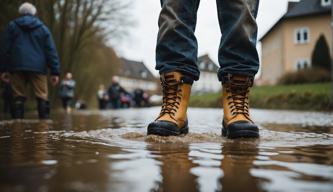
0, 107, 333, 192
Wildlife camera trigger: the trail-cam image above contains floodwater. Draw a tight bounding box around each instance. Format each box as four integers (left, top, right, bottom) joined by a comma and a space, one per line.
0, 107, 333, 192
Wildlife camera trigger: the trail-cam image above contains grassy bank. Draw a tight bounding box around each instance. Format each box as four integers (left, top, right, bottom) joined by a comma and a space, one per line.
189, 83, 332, 111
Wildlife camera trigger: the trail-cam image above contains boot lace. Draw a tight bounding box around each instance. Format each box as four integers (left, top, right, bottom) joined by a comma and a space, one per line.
227, 82, 251, 116
157, 74, 182, 121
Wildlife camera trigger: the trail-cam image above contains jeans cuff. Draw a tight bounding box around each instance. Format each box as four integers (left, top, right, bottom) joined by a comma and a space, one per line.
218, 70, 255, 82
218, 72, 255, 84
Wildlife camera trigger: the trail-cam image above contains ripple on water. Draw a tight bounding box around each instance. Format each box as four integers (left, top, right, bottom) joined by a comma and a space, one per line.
259, 128, 333, 147
41, 160, 58, 165
59, 126, 333, 149
144, 133, 225, 144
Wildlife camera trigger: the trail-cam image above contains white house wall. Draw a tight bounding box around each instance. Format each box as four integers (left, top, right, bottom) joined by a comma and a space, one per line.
118, 77, 157, 92
192, 72, 221, 93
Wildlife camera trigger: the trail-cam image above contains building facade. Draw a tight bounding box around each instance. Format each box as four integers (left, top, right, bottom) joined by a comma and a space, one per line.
192, 54, 221, 94
117, 58, 158, 93
260, 0, 332, 85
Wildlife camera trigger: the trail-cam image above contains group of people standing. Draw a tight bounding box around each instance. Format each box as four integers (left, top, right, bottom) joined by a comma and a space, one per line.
96, 76, 150, 110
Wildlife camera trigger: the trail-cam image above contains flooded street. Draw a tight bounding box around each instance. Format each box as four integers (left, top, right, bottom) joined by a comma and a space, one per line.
0, 107, 333, 192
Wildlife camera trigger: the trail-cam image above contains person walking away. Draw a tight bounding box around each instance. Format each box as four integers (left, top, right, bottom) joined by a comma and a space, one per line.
0, 2, 60, 119
147, 0, 260, 139
97, 84, 108, 110
108, 76, 126, 109
59, 73, 75, 113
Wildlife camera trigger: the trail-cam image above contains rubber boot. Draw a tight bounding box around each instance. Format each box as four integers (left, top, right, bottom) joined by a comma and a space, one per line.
222, 74, 259, 139
37, 98, 50, 119
147, 72, 193, 136
12, 97, 26, 119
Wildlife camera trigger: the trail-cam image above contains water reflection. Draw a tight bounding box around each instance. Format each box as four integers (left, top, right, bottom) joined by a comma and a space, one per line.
0, 121, 51, 166
48, 142, 113, 192
147, 144, 199, 192
189, 143, 223, 191
220, 141, 261, 192
0, 121, 54, 192
108, 146, 161, 192
252, 145, 333, 192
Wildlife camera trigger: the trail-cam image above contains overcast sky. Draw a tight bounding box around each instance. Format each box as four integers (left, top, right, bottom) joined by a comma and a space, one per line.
114, 0, 296, 75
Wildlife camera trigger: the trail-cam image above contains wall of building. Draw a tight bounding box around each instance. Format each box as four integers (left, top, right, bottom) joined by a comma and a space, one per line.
192, 72, 221, 93
261, 23, 285, 85
261, 13, 331, 85
118, 77, 157, 93
283, 14, 331, 73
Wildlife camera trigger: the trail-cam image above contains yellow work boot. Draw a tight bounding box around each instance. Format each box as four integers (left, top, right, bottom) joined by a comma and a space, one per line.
222, 74, 259, 139
147, 72, 192, 136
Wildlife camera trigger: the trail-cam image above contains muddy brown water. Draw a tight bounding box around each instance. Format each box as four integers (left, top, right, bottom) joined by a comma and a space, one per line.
0, 107, 333, 192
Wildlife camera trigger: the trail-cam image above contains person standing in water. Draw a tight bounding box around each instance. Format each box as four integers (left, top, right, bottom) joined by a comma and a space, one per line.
97, 84, 109, 110
59, 73, 75, 113
0, 2, 60, 119
108, 76, 126, 109
147, 0, 260, 139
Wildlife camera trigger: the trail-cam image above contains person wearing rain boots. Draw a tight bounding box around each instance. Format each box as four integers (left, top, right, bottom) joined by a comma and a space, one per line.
0, 3, 60, 119
148, 0, 260, 139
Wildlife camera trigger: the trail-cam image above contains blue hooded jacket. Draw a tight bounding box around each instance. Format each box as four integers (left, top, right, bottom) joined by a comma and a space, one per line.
0, 15, 60, 75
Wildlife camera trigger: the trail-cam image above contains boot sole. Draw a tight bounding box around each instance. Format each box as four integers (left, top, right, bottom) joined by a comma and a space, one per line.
147, 121, 189, 136
222, 120, 259, 139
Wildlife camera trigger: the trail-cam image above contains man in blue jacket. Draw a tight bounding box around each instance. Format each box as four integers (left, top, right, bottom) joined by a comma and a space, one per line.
0, 2, 60, 119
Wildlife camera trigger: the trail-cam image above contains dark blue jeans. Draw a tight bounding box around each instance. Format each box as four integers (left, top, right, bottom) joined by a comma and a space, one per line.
156, 0, 260, 81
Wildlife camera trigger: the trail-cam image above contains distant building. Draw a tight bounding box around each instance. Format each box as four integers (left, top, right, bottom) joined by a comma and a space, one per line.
117, 58, 158, 92
259, 0, 332, 85
192, 54, 221, 93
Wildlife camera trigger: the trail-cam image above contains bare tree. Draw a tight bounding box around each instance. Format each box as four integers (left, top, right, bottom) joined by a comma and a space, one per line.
1, 0, 132, 106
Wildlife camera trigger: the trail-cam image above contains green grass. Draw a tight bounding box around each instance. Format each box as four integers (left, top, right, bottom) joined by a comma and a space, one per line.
251, 83, 330, 97
189, 92, 223, 108
190, 83, 332, 111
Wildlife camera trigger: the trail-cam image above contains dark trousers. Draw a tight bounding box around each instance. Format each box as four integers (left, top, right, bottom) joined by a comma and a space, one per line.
156, 0, 260, 81
61, 97, 73, 109
2, 82, 13, 114
110, 99, 120, 109
98, 99, 108, 110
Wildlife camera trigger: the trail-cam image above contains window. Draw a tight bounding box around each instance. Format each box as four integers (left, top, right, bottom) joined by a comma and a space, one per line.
295, 59, 310, 71
295, 27, 310, 44
321, 0, 331, 6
